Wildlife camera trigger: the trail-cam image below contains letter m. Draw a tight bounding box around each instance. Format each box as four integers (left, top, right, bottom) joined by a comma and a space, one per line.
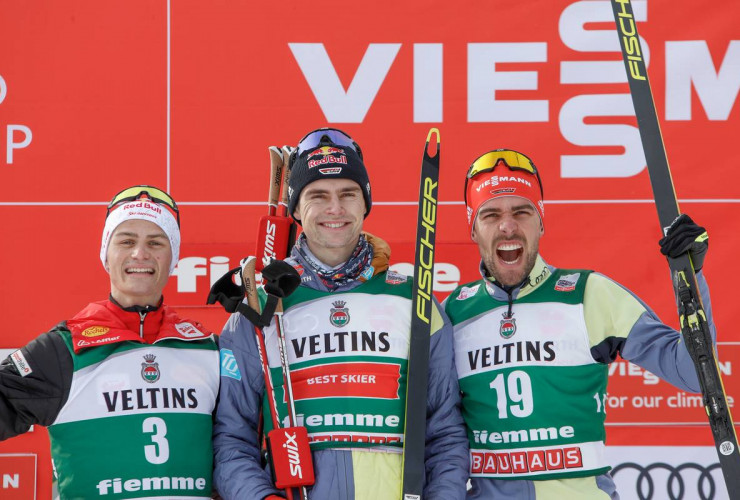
325, 413, 354, 426
501, 430, 529, 443
529, 427, 558, 441
666, 41, 740, 120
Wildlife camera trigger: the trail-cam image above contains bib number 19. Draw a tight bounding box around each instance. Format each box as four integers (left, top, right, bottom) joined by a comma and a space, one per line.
489, 370, 533, 419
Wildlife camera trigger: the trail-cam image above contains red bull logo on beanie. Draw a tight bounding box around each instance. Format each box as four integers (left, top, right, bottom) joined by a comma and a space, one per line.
308, 154, 347, 169
307, 146, 344, 158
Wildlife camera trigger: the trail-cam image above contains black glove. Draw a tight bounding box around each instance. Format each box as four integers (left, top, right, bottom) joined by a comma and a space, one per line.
262, 259, 301, 298
659, 214, 709, 271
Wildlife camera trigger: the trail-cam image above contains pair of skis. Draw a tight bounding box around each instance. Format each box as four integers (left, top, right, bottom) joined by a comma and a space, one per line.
610, 0, 740, 496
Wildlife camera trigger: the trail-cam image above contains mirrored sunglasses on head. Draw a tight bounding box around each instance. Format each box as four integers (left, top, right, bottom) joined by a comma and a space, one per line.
107, 185, 180, 226
295, 127, 363, 159
465, 149, 543, 196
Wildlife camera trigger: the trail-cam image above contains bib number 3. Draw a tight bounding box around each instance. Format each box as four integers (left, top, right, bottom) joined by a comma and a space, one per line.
143, 416, 170, 464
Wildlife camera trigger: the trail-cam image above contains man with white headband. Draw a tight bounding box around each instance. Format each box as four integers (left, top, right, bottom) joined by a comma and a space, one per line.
444, 149, 717, 498
0, 185, 220, 499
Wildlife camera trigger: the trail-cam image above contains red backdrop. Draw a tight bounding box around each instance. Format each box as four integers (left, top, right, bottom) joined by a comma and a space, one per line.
1, 1, 738, 497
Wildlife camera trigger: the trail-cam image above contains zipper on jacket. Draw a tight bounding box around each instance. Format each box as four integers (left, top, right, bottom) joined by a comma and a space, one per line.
505, 289, 514, 319
138, 311, 147, 339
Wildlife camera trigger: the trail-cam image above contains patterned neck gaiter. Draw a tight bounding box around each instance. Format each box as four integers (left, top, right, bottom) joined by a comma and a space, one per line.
295, 233, 373, 291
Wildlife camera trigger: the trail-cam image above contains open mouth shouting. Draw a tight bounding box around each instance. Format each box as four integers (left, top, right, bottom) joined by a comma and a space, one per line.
496, 242, 524, 265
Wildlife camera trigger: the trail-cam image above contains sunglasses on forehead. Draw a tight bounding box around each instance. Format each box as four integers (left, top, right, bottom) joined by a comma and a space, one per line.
107, 185, 180, 226
464, 149, 543, 199
295, 127, 363, 159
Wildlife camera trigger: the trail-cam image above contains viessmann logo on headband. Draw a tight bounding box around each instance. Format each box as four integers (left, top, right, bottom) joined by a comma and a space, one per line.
475, 175, 532, 192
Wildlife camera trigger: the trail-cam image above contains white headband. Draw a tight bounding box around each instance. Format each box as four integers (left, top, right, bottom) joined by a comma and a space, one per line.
100, 200, 181, 274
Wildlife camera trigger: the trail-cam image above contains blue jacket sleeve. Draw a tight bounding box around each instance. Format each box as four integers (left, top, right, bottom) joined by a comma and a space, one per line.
213, 312, 282, 500
422, 300, 470, 499
620, 271, 717, 393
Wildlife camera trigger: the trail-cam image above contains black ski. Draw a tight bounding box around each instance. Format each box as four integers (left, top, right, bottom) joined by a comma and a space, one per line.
610, 0, 740, 495
401, 128, 440, 500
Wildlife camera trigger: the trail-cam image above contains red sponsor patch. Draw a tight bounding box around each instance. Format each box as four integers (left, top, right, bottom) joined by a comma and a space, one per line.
292, 362, 401, 400
470, 446, 585, 476
0, 454, 37, 499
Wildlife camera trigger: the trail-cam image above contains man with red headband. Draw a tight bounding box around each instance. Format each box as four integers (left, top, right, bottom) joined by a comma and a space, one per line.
444, 149, 714, 498
0, 186, 220, 499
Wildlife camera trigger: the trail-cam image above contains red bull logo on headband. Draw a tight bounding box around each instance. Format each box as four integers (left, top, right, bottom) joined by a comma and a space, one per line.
307, 146, 344, 158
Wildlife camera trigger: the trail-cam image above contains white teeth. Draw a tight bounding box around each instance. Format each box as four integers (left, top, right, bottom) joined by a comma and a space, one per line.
501, 258, 519, 265
497, 243, 522, 251
324, 222, 345, 228
127, 268, 154, 274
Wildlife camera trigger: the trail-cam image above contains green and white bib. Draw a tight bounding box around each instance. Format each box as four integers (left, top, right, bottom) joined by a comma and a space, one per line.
49, 333, 219, 499
260, 272, 413, 451
446, 269, 610, 480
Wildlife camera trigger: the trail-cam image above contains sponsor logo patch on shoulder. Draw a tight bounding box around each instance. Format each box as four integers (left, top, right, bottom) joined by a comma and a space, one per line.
456, 284, 481, 300
555, 273, 581, 292
385, 270, 407, 284
220, 349, 241, 381
10, 350, 33, 377
81, 326, 110, 337
360, 265, 375, 281
175, 322, 206, 338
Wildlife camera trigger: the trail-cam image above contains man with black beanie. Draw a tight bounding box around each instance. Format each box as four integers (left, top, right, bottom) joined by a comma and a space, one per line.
213, 128, 469, 499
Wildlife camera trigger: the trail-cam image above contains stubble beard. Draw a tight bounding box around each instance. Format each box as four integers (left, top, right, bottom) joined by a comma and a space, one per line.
483, 244, 538, 288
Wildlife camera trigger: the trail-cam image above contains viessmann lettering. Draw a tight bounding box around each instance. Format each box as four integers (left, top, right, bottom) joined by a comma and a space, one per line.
475, 175, 531, 192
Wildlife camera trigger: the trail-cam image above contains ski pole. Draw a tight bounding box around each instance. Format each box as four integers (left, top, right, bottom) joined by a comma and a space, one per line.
241, 256, 295, 500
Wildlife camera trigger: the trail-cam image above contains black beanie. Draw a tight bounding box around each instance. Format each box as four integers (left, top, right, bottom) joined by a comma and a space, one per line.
287, 144, 372, 222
